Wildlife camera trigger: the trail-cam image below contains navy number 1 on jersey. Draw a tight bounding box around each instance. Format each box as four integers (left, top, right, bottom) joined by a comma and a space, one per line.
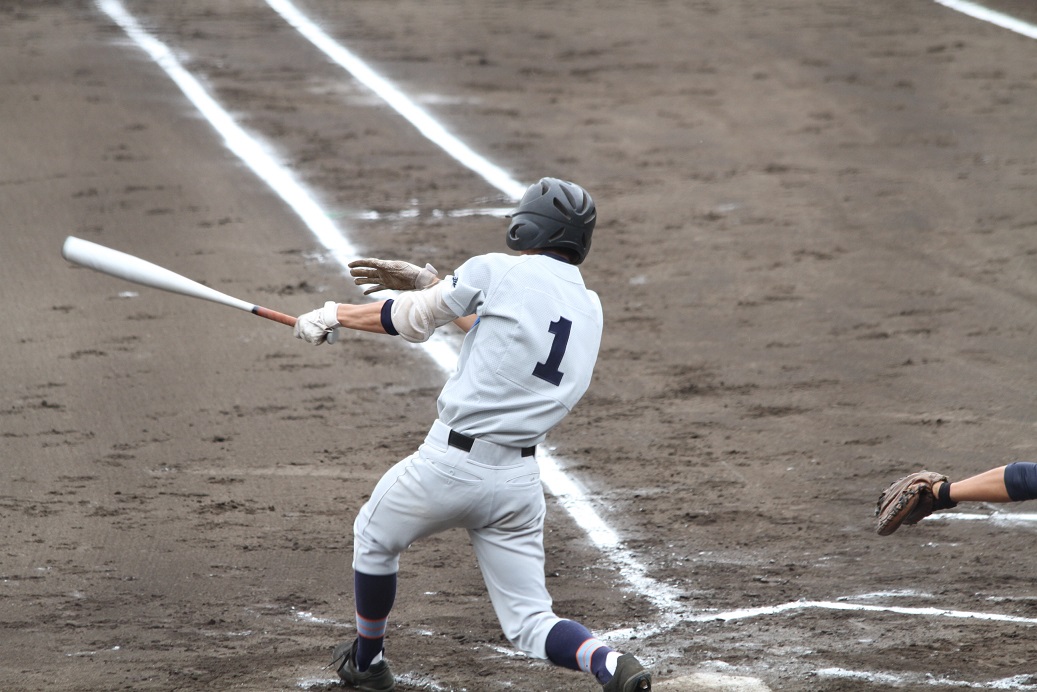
532, 317, 572, 386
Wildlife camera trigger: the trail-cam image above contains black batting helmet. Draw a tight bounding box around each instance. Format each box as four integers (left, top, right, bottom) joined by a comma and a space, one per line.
506, 177, 596, 264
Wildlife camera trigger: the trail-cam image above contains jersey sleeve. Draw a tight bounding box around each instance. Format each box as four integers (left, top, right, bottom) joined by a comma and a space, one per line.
440, 255, 499, 317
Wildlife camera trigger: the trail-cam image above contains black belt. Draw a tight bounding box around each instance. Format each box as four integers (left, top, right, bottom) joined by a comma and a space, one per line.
448, 429, 536, 458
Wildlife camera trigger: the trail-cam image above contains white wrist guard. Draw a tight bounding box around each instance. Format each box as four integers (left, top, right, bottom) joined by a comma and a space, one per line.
320, 301, 341, 328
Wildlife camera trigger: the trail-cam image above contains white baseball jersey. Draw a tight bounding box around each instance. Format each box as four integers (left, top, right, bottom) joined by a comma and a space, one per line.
437, 252, 603, 448
354, 251, 604, 658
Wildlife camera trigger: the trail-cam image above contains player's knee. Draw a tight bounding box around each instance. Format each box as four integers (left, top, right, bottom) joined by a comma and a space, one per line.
352, 530, 402, 575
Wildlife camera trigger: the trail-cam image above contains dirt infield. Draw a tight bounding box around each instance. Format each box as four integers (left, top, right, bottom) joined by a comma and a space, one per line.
3, 1, 1037, 690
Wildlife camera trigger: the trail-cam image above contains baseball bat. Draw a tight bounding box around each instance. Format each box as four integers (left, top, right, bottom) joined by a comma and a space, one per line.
61, 236, 298, 329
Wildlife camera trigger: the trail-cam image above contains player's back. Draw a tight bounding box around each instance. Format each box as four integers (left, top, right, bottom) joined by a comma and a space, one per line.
438, 253, 603, 448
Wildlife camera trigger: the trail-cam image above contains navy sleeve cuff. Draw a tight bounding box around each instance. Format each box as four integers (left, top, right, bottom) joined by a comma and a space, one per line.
380, 299, 398, 336
1004, 462, 1037, 501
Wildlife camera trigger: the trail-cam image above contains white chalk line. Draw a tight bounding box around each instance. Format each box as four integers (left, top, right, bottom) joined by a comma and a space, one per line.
96, 1, 358, 274
346, 206, 514, 221
441, 596, 1036, 687
934, 0, 1037, 39
265, 0, 526, 202
818, 668, 1037, 690
927, 511, 1037, 524
693, 598, 1037, 626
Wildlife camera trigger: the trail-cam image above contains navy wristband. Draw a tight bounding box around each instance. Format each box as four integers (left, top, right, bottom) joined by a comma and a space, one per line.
380, 299, 398, 336
935, 481, 956, 509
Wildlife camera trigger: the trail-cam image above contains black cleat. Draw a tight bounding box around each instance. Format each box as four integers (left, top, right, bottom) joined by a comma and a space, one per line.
602, 653, 651, 692
329, 638, 395, 692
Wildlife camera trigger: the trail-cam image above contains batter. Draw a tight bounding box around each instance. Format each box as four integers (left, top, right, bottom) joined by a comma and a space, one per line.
294, 178, 652, 692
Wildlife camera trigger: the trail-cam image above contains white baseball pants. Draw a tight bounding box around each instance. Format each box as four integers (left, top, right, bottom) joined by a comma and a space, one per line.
352, 419, 561, 659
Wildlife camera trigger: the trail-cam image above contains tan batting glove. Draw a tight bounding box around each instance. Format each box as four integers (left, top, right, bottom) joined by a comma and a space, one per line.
294, 301, 340, 345
347, 258, 439, 295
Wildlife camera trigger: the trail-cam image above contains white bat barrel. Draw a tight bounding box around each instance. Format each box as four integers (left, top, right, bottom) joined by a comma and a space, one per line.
61, 236, 255, 312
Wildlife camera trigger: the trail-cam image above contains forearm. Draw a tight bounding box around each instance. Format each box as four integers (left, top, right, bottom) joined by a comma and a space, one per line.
941, 466, 1012, 503
453, 314, 478, 333
335, 300, 389, 334
326, 287, 470, 340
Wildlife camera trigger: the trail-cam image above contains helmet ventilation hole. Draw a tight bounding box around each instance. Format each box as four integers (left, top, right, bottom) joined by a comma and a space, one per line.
553, 198, 572, 219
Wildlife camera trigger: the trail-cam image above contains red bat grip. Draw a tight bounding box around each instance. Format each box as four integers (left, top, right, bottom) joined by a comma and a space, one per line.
252, 305, 336, 344
252, 306, 297, 327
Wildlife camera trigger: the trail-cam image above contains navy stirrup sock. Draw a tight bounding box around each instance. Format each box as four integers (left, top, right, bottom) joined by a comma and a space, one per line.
545, 619, 616, 684
354, 571, 397, 671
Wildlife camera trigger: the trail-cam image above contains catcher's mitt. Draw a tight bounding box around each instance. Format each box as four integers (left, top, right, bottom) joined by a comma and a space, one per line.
875, 471, 949, 536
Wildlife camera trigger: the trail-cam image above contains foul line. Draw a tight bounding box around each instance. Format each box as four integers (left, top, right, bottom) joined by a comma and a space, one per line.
95, 0, 683, 639
934, 0, 1037, 39
265, 0, 526, 202
93, 1, 359, 273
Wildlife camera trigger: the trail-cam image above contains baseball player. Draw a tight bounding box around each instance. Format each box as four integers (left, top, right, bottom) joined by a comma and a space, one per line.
294, 178, 652, 692
876, 462, 1037, 535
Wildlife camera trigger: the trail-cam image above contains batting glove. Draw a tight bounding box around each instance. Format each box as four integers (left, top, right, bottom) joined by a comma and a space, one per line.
347, 258, 439, 295
294, 301, 340, 345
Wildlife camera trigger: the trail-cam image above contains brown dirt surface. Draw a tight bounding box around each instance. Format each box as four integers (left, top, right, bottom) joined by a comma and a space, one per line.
3, 1, 1037, 691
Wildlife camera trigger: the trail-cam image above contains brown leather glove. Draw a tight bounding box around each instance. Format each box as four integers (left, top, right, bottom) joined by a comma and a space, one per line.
348, 258, 439, 295
875, 470, 952, 536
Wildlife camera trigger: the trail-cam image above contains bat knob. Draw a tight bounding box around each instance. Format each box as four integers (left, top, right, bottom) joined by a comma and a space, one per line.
326, 328, 340, 345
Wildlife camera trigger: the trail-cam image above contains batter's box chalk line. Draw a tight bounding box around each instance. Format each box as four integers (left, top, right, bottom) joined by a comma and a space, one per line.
926, 511, 1037, 525
818, 668, 1037, 690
